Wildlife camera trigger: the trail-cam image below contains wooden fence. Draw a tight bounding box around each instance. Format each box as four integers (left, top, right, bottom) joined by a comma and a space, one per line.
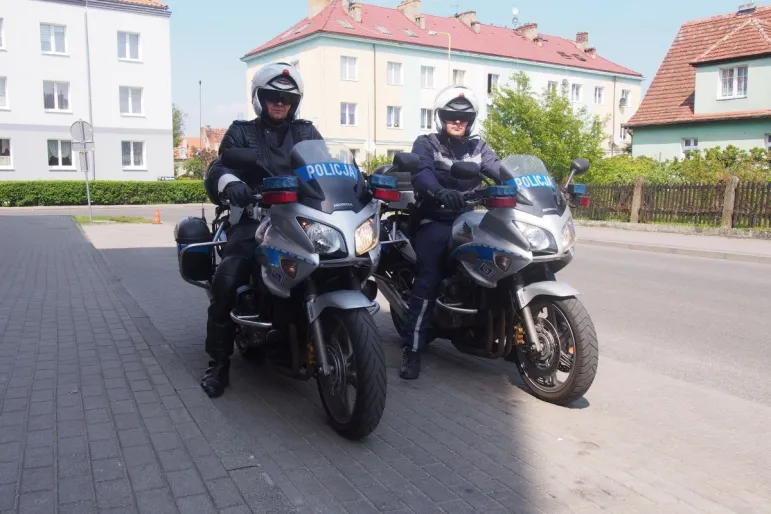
574, 178, 771, 229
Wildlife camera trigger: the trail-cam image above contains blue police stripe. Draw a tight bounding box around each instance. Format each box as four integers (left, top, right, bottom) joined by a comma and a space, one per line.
293, 162, 359, 182
506, 174, 554, 190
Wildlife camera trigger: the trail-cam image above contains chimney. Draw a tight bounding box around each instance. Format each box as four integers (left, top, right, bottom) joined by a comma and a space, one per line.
585, 47, 597, 59
575, 32, 589, 51
414, 14, 426, 29
515, 22, 538, 41
397, 0, 421, 23
349, 2, 362, 23
455, 10, 476, 29
308, 0, 331, 18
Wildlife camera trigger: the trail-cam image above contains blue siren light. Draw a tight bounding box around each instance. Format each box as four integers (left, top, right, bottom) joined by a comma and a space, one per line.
570, 184, 587, 195
482, 185, 518, 198
370, 174, 398, 189
264, 176, 299, 191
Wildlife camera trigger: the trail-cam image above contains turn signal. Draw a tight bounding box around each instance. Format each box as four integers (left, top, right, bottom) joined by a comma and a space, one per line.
280, 258, 298, 278
579, 196, 591, 207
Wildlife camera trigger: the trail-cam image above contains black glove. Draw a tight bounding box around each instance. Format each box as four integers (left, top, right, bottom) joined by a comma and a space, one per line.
222, 181, 253, 207
435, 189, 465, 211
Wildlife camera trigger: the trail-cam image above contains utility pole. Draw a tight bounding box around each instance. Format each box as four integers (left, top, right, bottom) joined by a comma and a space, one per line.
199, 80, 203, 143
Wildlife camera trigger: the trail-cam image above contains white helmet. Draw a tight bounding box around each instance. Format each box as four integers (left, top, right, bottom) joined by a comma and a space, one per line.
251, 62, 304, 120
433, 85, 479, 138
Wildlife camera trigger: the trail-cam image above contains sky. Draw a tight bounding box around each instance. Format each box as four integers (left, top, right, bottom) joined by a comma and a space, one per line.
164, 0, 749, 137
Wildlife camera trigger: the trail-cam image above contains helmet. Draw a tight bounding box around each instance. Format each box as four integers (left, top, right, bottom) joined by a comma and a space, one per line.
433, 85, 479, 138
251, 62, 304, 121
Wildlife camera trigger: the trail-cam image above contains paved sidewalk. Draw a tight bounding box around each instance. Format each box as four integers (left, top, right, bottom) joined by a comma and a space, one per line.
0, 217, 296, 513
576, 225, 771, 263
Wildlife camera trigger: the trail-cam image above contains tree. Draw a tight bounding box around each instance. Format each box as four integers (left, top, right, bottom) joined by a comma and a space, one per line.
172, 104, 187, 148
182, 148, 217, 179
481, 72, 608, 182
361, 153, 393, 174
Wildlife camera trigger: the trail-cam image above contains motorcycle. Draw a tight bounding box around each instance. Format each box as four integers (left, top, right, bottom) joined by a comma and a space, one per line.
174, 140, 403, 439
373, 153, 598, 405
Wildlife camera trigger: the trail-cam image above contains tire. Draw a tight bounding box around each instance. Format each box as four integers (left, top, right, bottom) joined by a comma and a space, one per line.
316, 308, 387, 440
515, 296, 598, 406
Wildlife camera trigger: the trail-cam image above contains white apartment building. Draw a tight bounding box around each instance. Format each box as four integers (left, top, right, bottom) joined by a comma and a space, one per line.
0, 0, 172, 181
241, 0, 644, 162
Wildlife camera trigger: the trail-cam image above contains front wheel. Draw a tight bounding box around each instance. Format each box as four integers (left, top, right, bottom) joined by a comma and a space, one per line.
316, 308, 387, 440
514, 296, 598, 406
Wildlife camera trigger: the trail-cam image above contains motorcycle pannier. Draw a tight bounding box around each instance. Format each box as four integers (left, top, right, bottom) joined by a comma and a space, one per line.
174, 217, 213, 282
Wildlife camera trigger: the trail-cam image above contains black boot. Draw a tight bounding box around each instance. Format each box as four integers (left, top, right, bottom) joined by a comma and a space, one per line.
201, 359, 230, 398
399, 349, 421, 380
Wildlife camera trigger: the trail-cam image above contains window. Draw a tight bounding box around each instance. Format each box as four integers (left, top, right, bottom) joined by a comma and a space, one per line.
120, 86, 143, 115
118, 32, 140, 60
387, 150, 400, 160
453, 69, 465, 86
765, 134, 771, 156
387, 62, 402, 85
43, 81, 70, 111
421, 66, 435, 89
0, 139, 11, 168
403, 29, 417, 38
571, 83, 582, 102
340, 103, 356, 126
121, 141, 145, 169
350, 149, 360, 162
48, 140, 73, 168
376, 25, 391, 35
0, 77, 6, 109
0, 19, 5, 49
547, 81, 558, 94
337, 19, 354, 30
487, 74, 499, 94
40, 24, 66, 54
620, 89, 631, 107
720, 66, 748, 99
340, 56, 357, 81
294, 23, 310, 34
620, 125, 629, 141
386, 106, 402, 128
420, 108, 433, 130
682, 138, 698, 156
594, 87, 604, 105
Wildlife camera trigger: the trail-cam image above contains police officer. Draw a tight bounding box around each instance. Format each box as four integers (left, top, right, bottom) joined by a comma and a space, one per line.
400, 85, 504, 380
201, 62, 322, 398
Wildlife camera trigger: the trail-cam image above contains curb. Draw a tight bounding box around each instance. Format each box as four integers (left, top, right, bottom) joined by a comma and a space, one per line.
575, 219, 771, 241
579, 238, 771, 265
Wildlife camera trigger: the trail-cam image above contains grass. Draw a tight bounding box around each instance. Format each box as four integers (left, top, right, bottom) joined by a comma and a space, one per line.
73, 215, 154, 225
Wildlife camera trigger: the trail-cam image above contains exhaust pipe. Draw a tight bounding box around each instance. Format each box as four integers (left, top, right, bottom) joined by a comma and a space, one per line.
374, 276, 407, 317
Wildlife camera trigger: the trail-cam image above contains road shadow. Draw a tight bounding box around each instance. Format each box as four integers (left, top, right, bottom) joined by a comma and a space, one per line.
96, 242, 591, 513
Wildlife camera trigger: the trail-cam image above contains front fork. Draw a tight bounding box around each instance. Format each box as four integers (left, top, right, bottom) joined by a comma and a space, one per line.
305, 279, 332, 376
515, 277, 543, 352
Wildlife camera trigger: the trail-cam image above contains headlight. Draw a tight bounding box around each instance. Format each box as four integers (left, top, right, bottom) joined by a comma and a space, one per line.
298, 218, 344, 255
355, 217, 378, 256
561, 218, 576, 250
514, 221, 557, 253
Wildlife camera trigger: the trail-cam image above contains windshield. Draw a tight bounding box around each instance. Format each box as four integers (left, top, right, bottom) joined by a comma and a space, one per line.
290, 140, 370, 214
500, 155, 566, 217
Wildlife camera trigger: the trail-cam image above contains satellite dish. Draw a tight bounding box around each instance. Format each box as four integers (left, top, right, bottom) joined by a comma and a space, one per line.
561, 79, 569, 87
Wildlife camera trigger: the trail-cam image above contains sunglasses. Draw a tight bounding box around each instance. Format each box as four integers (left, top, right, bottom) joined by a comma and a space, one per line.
262, 90, 300, 105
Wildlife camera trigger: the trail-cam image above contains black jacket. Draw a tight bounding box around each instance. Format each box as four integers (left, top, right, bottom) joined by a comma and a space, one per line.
204, 118, 323, 205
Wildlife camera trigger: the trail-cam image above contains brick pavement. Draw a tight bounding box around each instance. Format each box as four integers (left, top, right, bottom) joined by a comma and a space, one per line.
84, 221, 771, 514
3, 216, 771, 514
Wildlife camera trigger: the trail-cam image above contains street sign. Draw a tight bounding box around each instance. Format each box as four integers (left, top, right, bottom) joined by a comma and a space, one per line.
72, 141, 95, 152
70, 120, 93, 143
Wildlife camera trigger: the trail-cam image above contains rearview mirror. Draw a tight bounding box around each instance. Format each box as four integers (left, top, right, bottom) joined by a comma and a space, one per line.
570, 158, 590, 175
393, 152, 419, 174
450, 161, 481, 180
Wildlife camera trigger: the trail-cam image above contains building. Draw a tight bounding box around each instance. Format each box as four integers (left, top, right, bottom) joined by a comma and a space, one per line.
173, 136, 200, 175
627, 3, 771, 161
200, 126, 226, 154
0, 0, 172, 181
240, 0, 643, 161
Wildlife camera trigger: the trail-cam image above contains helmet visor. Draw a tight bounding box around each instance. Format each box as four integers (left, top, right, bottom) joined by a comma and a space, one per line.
438, 109, 476, 123
261, 89, 301, 106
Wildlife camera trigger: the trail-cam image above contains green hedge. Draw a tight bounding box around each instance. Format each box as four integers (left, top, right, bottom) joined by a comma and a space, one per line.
0, 181, 208, 207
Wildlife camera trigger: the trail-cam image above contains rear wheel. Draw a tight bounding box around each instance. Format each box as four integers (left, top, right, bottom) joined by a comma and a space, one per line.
514, 296, 598, 405
317, 308, 387, 440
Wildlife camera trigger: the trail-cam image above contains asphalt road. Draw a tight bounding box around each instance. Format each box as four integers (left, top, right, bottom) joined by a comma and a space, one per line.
560, 245, 771, 405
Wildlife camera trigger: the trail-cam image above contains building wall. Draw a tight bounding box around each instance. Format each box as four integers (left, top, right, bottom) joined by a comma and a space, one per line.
631, 119, 771, 161
694, 57, 771, 115
0, 0, 172, 181
242, 34, 643, 161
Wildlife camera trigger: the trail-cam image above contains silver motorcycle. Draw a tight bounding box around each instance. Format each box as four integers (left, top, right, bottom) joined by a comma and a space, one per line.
374, 154, 598, 405
175, 140, 402, 439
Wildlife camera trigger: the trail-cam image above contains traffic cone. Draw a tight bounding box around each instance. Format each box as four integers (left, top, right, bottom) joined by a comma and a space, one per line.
153, 209, 161, 224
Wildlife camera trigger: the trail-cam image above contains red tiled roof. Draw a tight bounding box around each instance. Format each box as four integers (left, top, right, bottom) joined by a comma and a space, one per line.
111, 0, 168, 8
204, 128, 227, 147
243, 1, 641, 78
627, 5, 771, 128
